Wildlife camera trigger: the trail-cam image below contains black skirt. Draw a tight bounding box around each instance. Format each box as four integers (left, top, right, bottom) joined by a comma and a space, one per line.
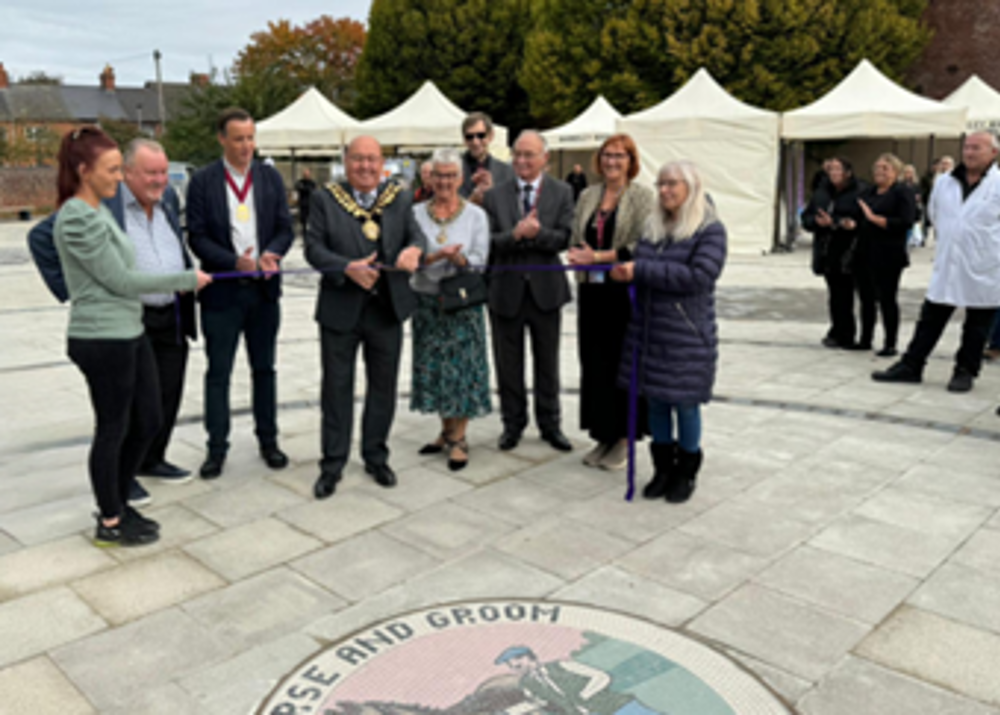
578, 282, 646, 442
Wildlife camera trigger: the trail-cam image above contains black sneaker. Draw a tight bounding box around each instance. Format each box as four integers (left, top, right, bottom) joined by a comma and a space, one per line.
93, 513, 159, 548
872, 361, 922, 383
124, 505, 160, 533
128, 480, 152, 507
947, 367, 974, 393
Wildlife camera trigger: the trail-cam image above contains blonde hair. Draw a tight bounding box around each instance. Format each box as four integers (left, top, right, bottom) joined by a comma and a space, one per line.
875, 153, 904, 180
648, 160, 715, 243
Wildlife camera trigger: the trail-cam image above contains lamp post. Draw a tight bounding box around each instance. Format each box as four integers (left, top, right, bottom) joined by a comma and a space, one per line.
153, 49, 166, 135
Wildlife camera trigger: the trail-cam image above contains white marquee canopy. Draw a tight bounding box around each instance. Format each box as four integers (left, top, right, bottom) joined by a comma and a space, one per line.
619, 68, 780, 254
782, 59, 968, 139
255, 87, 360, 153
541, 95, 622, 150
943, 74, 1000, 132
346, 81, 508, 148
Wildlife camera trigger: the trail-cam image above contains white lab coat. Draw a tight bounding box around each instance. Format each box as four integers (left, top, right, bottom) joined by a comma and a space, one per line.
926, 164, 1000, 307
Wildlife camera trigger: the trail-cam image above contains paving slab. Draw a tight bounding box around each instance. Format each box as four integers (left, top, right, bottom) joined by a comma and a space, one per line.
184, 517, 323, 582
953, 528, 1000, 577
105, 504, 219, 563
51, 608, 232, 712
0, 535, 114, 602
553, 565, 708, 627
494, 515, 634, 580
853, 487, 991, 539
182, 567, 346, 651
856, 607, 1000, 708
754, 546, 919, 624
380, 501, 515, 559
71, 551, 226, 626
185, 479, 308, 528
290, 530, 440, 602
688, 583, 871, 681
798, 655, 999, 715
177, 633, 320, 715
277, 491, 403, 544
453, 476, 583, 525
618, 529, 769, 601
0, 586, 106, 668
679, 497, 821, 558
907, 562, 1000, 635
0, 656, 96, 715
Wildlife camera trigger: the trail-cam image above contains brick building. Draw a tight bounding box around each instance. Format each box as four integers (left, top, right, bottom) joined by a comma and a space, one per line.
908, 0, 1000, 98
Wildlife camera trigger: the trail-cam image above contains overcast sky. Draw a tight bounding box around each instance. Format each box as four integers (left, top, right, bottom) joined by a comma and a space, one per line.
1, 0, 372, 86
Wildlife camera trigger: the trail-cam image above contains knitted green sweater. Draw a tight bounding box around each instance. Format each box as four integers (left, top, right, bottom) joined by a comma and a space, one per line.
54, 198, 198, 339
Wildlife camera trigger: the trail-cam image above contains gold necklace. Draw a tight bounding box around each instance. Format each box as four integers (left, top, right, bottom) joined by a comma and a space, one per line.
326, 183, 402, 241
426, 198, 466, 245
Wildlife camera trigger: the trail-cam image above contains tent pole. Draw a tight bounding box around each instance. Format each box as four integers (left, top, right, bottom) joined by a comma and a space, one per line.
928, 135, 936, 175
772, 140, 786, 253
291, 149, 297, 182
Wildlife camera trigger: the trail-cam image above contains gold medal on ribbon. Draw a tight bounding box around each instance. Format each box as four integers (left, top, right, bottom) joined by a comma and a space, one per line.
236, 203, 250, 223
436, 230, 448, 245
362, 219, 380, 241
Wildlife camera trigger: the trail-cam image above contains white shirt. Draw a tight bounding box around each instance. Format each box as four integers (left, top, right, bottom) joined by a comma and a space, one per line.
224, 159, 258, 260
122, 183, 186, 306
926, 165, 1000, 307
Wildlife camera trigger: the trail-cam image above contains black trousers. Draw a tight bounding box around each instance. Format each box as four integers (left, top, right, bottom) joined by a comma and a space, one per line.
823, 270, 856, 346
140, 304, 189, 467
902, 300, 998, 376
201, 282, 280, 457
319, 297, 402, 477
68, 335, 162, 519
490, 291, 563, 435
857, 262, 904, 349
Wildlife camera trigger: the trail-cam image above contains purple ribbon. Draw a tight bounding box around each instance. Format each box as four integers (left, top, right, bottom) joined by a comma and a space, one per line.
208, 260, 640, 501
626, 284, 638, 502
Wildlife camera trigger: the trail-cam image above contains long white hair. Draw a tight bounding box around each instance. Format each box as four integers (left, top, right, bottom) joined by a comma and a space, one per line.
647, 160, 715, 243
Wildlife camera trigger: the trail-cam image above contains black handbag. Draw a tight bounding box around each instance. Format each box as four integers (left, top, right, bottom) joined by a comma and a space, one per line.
437, 270, 488, 314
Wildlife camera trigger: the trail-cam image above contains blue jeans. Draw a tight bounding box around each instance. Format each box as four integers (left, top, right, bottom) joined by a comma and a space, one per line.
648, 400, 701, 453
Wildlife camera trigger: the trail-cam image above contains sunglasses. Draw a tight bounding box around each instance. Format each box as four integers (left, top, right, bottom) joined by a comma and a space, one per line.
464, 131, 488, 141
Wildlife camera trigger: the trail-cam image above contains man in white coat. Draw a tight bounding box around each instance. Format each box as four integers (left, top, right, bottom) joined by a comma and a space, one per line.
873, 131, 1000, 392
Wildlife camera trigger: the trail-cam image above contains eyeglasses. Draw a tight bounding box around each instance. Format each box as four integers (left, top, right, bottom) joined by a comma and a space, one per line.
432, 172, 460, 181
464, 132, 488, 141
601, 152, 629, 161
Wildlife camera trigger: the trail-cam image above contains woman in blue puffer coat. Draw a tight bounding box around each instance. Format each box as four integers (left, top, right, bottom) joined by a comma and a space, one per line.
611, 160, 727, 503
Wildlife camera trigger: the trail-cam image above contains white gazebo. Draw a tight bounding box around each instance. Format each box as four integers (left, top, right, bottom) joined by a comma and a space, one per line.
541, 95, 622, 150
943, 74, 1000, 133
347, 81, 508, 149
619, 68, 781, 254
782, 59, 968, 140
255, 87, 361, 153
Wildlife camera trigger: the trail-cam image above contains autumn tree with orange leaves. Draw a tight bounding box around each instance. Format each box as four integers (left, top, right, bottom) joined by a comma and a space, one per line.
233, 16, 366, 117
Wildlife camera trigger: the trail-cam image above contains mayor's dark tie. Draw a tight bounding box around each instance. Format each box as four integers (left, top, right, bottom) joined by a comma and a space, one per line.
522, 184, 533, 215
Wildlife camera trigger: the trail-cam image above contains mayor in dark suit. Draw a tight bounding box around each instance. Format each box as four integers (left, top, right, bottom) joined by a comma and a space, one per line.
26, 138, 197, 503
482, 130, 575, 453
186, 107, 294, 479
304, 136, 424, 499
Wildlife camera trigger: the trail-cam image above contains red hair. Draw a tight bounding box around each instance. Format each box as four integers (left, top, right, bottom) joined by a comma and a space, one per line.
56, 126, 119, 206
593, 133, 641, 181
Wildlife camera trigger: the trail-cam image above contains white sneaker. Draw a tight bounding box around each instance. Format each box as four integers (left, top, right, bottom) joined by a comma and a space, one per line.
582, 442, 608, 467
598, 440, 629, 471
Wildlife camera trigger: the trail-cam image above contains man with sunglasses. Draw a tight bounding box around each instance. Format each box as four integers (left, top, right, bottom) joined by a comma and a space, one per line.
460, 112, 514, 205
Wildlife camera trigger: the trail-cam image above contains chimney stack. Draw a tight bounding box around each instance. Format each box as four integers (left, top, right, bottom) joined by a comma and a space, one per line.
99, 64, 115, 92
190, 72, 209, 88
0, 63, 9, 90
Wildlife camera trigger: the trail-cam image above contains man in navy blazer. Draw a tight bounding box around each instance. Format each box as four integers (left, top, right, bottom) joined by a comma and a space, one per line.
27, 138, 198, 500
186, 107, 294, 479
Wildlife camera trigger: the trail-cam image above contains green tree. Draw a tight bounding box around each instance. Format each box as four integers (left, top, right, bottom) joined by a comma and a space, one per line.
356, 0, 534, 134
161, 77, 239, 166
233, 16, 366, 116
521, 0, 931, 123
99, 116, 144, 150
16, 71, 62, 85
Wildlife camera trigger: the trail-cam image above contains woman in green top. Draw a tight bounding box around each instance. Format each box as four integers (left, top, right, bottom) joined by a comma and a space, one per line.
54, 126, 211, 547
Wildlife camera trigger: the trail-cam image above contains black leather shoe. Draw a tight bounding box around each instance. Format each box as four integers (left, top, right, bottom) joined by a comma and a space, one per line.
872, 361, 922, 384
365, 463, 397, 488
260, 446, 289, 470
541, 429, 573, 452
199, 454, 225, 480
138, 461, 192, 482
313, 472, 340, 500
498, 430, 521, 451
947, 367, 974, 393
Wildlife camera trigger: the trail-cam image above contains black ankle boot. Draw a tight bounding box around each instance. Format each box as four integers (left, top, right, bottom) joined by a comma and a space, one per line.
643, 443, 677, 499
666, 448, 702, 503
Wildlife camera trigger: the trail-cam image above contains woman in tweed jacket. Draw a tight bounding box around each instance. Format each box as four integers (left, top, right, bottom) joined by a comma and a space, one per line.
567, 134, 656, 471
